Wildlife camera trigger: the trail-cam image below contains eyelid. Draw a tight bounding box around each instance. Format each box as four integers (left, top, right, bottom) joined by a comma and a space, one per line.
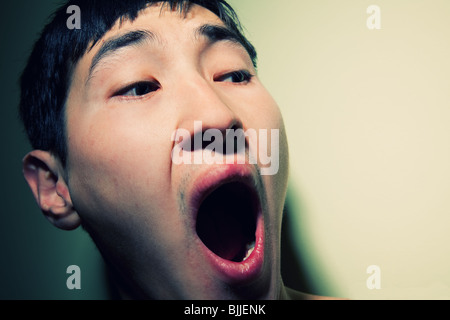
214, 69, 254, 83
112, 80, 160, 98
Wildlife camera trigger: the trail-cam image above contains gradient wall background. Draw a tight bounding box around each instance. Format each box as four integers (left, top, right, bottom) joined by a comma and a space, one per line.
1, 0, 450, 299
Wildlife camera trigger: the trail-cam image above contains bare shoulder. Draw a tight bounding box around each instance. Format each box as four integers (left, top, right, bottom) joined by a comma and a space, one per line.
285, 287, 348, 300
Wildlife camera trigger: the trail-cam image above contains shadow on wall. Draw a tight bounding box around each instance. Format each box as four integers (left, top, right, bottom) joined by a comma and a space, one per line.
281, 193, 318, 296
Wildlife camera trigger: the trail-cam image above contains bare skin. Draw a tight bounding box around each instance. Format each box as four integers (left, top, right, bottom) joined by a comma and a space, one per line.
23, 3, 333, 300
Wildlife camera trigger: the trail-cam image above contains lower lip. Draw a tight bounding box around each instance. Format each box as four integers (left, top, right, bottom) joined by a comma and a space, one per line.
198, 213, 265, 285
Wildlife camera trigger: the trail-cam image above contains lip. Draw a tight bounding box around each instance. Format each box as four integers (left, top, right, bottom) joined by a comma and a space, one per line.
187, 163, 265, 285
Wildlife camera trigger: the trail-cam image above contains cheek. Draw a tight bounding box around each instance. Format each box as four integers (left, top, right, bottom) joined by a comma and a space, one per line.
246, 86, 290, 217
65, 107, 175, 222
244, 85, 289, 176
64, 106, 190, 274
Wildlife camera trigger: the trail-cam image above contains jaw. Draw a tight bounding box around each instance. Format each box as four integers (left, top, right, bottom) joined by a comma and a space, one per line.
72, 155, 285, 300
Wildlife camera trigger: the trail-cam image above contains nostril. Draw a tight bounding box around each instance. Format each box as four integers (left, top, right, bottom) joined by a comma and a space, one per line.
191, 130, 226, 152
225, 125, 247, 155
202, 132, 218, 151
172, 121, 248, 156
192, 126, 245, 155
189, 130, 208, 152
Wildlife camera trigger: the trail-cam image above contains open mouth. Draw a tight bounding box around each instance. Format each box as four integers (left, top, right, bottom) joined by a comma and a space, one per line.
195, 181, 259, 263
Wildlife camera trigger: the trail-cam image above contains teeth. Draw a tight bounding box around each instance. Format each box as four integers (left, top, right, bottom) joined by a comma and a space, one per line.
243, 241, 255, 261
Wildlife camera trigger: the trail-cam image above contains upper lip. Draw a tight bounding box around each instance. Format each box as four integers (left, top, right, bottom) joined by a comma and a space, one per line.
185, 163, 266, 283
187, 164, 261, 224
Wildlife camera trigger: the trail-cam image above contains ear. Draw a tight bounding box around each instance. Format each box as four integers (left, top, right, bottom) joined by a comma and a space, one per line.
22, 150, 81, 230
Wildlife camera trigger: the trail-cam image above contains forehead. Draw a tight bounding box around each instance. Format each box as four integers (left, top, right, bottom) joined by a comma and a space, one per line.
69, 3, 230, 90
85, 3, 224, 60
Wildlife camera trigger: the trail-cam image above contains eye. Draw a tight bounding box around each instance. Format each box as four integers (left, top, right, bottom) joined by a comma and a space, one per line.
113, 81, 160, 98
215, 70, 253, 84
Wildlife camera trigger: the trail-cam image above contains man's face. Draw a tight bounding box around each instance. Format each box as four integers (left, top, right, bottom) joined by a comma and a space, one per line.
64, 3, 289, 299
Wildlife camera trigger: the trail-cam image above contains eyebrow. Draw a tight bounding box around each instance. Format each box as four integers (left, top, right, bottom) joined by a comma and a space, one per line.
195, 24, 247, 47
86, 24, 249, 85
87, 30, 155, 84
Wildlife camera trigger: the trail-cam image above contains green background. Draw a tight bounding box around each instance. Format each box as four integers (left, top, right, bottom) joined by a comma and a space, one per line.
0, 1, 109, 299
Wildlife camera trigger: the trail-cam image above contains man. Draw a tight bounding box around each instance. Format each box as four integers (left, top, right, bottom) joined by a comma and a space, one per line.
19, 0, 323, 299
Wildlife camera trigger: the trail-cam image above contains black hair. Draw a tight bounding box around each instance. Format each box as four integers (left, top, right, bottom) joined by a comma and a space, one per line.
19, 0, 257, 166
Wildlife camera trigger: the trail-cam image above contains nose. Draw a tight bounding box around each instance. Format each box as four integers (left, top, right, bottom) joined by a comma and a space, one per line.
174, 74, 244, 152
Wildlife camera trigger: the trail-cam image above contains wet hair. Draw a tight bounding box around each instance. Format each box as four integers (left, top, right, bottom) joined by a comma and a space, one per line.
19, 0, 257, 166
